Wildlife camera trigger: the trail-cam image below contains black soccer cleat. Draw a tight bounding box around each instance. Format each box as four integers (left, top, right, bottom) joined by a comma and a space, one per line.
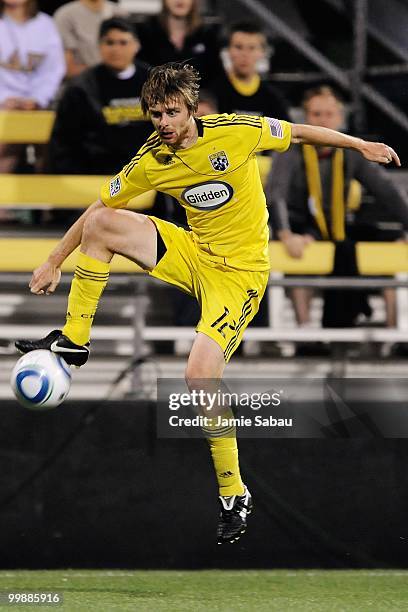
217, 485, 253, 545
15, 329, 90, 367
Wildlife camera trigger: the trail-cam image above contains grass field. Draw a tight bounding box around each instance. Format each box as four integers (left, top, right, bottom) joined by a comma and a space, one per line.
0, 569, 407, 612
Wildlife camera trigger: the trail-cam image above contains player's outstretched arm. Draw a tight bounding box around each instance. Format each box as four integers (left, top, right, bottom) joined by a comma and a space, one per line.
30, 199, 106, 296
291, 123, 401, 167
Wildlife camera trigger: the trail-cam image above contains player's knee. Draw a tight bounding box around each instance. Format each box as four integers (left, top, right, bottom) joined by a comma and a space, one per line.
83, 207, 115, 242
185, 363, 218, 387
185, 365, 201, 388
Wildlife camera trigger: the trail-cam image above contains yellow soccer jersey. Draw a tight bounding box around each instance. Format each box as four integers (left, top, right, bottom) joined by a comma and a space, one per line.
100, 113, 291, 271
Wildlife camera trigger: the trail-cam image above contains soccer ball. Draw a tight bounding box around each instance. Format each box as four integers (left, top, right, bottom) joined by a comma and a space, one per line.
11, 349, 72, 410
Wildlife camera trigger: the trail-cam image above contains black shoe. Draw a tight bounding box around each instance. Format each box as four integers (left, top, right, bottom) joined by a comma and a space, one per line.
15, 329, 90, 367
217, 485, 253, 545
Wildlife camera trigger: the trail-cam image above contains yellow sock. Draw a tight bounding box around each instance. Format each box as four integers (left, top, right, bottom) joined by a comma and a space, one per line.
62, 252, 110, 345
202, 409, 244, 497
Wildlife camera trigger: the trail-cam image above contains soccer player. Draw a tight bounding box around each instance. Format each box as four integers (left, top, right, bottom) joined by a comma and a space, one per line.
15, 63, 399, 544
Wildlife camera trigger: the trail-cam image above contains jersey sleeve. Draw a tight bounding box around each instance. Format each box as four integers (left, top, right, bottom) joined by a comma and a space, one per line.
100, 156, 153, 209
255, 117, 292, 154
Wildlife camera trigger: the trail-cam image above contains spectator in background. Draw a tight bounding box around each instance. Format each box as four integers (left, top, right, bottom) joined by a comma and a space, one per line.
137, 0, 222, 87
266, 85, 408, 337
47, 18, 151, 176
0, 0, 65, 171
209, 21, 289, 120
54, 0, 126, 79
196, 88, 217, 117
207, 22, 290, 351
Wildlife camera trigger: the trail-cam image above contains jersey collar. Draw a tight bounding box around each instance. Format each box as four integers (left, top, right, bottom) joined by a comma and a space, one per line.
195, 117, 204, 138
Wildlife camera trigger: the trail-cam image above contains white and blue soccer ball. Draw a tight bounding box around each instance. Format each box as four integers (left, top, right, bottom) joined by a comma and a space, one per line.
11, 349, 72, 410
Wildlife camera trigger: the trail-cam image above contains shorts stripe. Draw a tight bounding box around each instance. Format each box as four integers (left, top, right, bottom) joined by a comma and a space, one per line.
224, 289, 258, 361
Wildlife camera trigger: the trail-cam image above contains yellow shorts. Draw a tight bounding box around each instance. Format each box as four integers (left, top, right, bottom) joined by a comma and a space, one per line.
148, 216, 269, 363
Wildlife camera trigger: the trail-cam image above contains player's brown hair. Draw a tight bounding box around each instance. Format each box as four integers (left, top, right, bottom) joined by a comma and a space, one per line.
141, 63, 201, 115
302, 85, 344, 109
0, 0, 38, 18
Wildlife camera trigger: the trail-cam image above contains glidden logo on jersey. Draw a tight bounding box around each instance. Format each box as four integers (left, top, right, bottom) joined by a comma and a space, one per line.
182, 181, 233, 210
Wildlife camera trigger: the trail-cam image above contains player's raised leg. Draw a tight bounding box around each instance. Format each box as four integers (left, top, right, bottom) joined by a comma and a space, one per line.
15, 207, 158, 366
185, 333, 253, 544
62, 207, 157, 346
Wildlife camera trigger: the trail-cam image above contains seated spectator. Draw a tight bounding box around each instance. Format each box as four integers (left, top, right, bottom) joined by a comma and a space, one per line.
54, 0, 126, 79
47, 18, 151, 176
207, 22, 290, 348
0, 0, 65, 172
137, 0, 222, 87
266, 85, 408, 335
208, 21, 289, 120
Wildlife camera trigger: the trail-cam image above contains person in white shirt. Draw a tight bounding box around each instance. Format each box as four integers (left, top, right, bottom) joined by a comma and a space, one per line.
0, 0, 65, 109
0, 0, 65, 173
54, 0, 127, 79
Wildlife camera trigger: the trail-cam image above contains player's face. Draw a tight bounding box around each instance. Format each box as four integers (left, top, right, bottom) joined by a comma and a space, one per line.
228, 32, 265, 78
99, 29, 139, 72
305, 94, 344, 131
150, 99, 193, 146
164, 0, 194, 18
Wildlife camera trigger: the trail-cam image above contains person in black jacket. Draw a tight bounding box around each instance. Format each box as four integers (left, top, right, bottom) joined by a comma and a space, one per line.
208, 21, 289, 120
47, 17, 152, 176
137, 0, 222, 87
207, 21, 290, 346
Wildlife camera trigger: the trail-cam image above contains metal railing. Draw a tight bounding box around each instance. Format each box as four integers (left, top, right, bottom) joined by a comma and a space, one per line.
235, 0, 408, 134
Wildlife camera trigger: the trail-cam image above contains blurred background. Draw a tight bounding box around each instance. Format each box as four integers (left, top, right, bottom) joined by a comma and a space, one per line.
1, 0, 408, 570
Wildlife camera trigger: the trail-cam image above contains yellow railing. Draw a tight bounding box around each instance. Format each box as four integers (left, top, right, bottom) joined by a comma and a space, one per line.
0, 174, 155, 210
0, 240, 406, 275
269, 241, 408, 275
0, 110, 55, 143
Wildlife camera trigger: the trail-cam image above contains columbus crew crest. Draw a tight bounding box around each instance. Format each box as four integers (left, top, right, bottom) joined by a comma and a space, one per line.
209, 150, 229, 172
